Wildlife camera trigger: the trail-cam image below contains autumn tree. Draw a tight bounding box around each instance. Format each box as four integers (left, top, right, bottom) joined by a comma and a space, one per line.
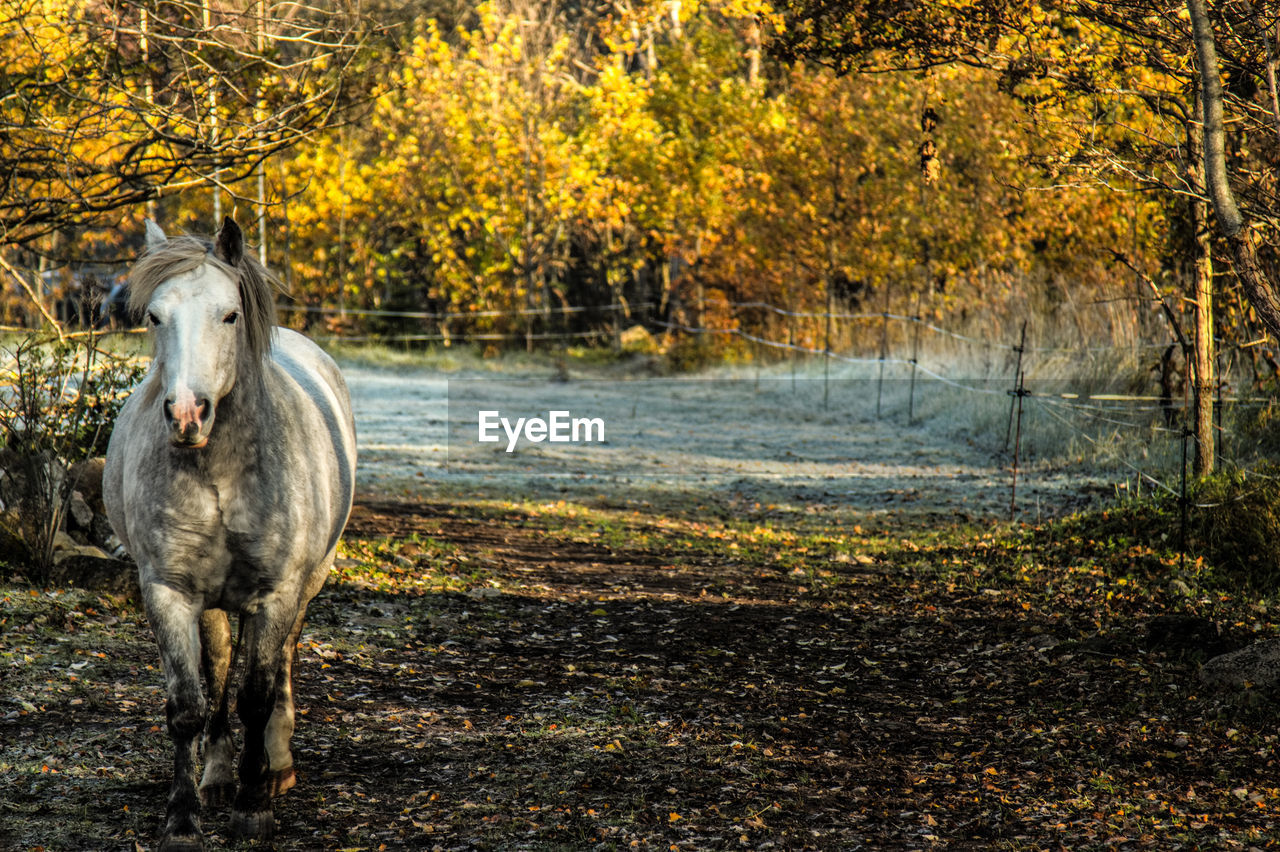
266, 0, 1162, 353
0, 0, 367, 319
1187, 0, 1280, 341
770, 0, 1251, 474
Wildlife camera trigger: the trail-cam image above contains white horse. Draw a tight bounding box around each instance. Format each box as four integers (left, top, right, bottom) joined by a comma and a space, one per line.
104, 218, 356, 851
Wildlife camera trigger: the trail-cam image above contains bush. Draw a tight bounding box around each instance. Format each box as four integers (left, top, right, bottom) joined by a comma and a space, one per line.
1049, 464, 1280, 593
0, 330, 146, 576
1191, 465, 1280, 592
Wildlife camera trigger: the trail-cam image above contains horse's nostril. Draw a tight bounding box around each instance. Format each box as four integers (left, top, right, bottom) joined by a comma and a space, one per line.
197, 398, 211, 420
163, 398, 175, 421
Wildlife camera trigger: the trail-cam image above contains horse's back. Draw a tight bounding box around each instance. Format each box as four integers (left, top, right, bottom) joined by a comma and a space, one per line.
270, 328, 356, 554
272, 328, 355, 435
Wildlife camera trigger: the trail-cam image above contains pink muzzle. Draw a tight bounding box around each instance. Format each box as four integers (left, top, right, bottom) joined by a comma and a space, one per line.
164, 389, 212, 447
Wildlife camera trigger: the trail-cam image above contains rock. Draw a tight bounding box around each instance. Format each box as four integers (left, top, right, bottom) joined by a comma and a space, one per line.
0, 521, 31, 565
54, 544, 111, 564
67, 490, 94, 531
91, 514, 117, 550
67, 458, 106, 515
52, 530, 78, 552
47, 554, 138, 598
1201, 639, 1280, 693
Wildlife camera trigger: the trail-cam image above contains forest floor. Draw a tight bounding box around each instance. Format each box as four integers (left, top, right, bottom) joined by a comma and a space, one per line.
2, 355, 1278, 850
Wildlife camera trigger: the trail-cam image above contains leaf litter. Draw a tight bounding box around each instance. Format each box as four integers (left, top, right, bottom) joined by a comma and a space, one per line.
3, 487, 1280, 850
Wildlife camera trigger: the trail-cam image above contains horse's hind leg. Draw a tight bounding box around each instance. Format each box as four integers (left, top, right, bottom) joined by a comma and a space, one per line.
264, 607, 309, 797
142, 584, 207, 852
265, 558, 329, 798
197, 609, 236, 807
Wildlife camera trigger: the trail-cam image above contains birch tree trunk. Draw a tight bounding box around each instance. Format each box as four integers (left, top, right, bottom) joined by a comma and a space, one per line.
1188, 92, 1215, 475
1187, 0, 1280, 342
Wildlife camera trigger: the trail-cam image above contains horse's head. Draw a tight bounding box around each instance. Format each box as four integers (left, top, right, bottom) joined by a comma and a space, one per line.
132, 217, 274, 449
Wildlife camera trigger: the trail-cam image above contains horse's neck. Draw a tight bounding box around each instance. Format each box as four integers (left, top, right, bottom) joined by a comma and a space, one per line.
215, 361, 281, 445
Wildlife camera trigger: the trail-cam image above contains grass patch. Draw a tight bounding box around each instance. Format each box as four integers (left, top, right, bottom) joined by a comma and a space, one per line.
321, 340, 651, 377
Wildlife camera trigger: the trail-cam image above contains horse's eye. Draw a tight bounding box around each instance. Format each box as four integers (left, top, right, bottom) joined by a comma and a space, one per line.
147, 311, 160, 326
223, 311, 239, 324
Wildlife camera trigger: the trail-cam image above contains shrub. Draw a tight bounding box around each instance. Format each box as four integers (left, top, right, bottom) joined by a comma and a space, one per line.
1049, 465, 1280, 593
1191, 465, 1280, 592
0, 330, 146, 576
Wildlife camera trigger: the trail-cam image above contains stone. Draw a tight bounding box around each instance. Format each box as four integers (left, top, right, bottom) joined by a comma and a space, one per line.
53, 543, 110, 565
0, 521, 30, 565
47, 554, 138, 598
91, 514, 117, 550
1200, 639, 1280, 693
67, 490, 94, 531
67, 458, 106, 515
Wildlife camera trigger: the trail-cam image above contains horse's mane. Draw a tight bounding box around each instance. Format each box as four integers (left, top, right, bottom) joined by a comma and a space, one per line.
128, 235, 279, 365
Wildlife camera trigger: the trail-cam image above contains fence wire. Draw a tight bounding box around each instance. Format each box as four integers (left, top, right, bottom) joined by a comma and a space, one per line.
9, 289, 1277, 518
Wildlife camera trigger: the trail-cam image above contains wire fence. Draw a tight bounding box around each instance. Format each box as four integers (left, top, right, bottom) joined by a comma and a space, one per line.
7, 292, 1277, 537
294, 295, 1277, 499
643, 296, 1278, 539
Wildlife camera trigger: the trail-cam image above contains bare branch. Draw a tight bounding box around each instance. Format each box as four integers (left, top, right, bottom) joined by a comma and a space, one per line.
0, 254, 63, 337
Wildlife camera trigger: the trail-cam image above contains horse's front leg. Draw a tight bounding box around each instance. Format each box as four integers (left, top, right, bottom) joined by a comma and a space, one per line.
229, 598, 300, 839
198, 609, 237, 807
142, 583, 207, 852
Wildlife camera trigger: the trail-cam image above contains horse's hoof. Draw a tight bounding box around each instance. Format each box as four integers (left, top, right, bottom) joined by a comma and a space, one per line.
230, 806, 275, 840
158, 833, 204, 852
268, 765, 296, 797
199, 780, 236, 807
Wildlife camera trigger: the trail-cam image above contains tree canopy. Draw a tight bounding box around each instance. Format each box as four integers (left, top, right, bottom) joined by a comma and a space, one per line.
6, 0, 1280, 366
0, 0, 367, 247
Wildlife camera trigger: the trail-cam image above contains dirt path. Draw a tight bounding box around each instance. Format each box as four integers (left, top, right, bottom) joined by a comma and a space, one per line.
0, 492, 1268, 851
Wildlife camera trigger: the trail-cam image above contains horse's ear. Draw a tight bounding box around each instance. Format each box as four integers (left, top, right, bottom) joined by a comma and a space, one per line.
215, 217, 243, 266
144, 220, 168, 252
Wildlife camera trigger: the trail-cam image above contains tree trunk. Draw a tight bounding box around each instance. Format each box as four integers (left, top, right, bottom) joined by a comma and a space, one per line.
1188, 95, 1215, 476
1188, 0, 1280, 341
1192, 200, 1215, 475
746, 20, 761, 86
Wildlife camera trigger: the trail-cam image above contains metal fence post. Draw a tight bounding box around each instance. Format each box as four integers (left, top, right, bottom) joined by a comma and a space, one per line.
1004, 321, 1027, 453
1010, 367, 1027, 521
876, 283, 890, 419
907, 294, 921, 424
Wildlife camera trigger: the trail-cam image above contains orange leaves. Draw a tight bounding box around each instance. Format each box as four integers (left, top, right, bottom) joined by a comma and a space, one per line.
268, 0, 1157, 335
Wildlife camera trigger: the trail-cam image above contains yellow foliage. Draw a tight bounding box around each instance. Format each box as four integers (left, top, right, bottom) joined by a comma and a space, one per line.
271, 0, 1173, 342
